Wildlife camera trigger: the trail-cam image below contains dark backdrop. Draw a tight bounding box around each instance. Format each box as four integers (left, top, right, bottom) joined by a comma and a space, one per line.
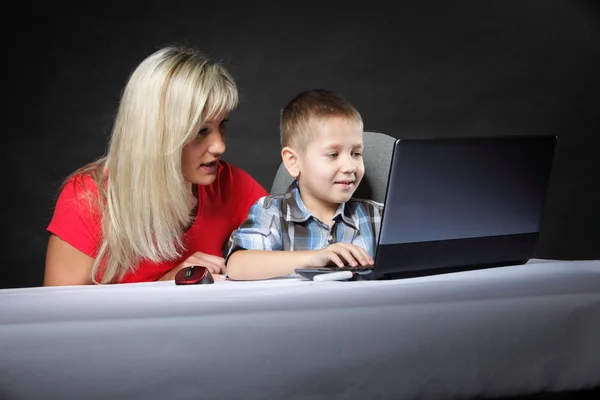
4, 0, 599, 289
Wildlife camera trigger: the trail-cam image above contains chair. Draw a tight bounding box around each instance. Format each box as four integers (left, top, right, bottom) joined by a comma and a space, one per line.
269, 131, 397, 203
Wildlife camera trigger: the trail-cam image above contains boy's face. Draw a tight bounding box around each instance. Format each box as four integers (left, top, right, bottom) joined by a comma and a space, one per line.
296, 117, 364, 209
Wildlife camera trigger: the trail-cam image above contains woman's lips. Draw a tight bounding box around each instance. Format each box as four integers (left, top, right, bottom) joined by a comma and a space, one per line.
200, 160, 218, 172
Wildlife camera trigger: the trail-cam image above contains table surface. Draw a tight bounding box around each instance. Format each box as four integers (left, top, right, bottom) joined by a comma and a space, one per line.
1, 259, 599, 400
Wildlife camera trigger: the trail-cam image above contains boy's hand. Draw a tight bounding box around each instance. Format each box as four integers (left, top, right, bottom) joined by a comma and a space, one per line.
310, 243, 374, 268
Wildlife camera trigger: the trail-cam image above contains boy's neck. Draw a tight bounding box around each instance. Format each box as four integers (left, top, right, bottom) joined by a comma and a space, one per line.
300, 194, 340, 226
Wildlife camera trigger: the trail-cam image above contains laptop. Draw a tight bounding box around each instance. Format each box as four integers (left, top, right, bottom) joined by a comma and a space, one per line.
295, 135, 558, 281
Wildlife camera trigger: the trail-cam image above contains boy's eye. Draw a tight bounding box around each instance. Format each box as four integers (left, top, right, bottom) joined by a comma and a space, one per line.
352, 152, 363, 157
327, 152, 338, 158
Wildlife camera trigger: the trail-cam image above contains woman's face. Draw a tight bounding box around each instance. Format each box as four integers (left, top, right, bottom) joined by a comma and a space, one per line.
181, 114, 228, 187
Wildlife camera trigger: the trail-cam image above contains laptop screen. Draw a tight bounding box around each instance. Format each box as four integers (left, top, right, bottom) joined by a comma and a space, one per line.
379, 136, 557, 245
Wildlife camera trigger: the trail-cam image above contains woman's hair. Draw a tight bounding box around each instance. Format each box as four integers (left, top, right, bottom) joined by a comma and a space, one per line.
65, 45, 238, 283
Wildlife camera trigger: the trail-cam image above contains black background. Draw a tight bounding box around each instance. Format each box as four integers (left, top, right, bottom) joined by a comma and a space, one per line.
4, 0, 599, 289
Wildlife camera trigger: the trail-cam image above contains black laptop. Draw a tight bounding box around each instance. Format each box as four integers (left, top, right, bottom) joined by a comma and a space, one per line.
295, 135, 558, 281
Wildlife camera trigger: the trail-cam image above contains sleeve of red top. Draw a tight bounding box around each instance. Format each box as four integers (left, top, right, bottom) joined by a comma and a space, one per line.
46, 176, 101, 259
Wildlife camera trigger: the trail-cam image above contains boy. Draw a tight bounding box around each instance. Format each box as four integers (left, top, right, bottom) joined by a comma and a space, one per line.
225, 89, 383, 280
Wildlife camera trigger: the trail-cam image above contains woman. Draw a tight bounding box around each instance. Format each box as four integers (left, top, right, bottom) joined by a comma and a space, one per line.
44, 45, 268, 285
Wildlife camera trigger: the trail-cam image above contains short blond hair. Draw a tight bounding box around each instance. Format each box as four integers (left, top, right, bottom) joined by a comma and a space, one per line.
280, 89, 363, 151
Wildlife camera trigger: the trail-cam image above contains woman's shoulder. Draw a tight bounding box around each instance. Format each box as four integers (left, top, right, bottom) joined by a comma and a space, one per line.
52, 170, 106, 222
49, 171, 102, 231
58, 163, 105, 198
58, 172, 98, 198
209, 160, 269, 210
218, 160, 255, 183
216, 160, 267, 193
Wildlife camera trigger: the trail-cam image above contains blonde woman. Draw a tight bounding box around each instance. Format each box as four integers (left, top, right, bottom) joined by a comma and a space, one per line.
44, 45, 268, 285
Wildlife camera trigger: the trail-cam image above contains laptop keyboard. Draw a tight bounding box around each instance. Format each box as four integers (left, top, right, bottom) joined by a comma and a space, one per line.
320, 264, 374, 272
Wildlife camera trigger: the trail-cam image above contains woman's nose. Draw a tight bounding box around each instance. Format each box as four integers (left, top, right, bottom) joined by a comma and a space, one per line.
208, 131, 226, 155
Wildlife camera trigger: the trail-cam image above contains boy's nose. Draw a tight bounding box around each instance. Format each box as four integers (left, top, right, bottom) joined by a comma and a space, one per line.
341, 158, 357, 173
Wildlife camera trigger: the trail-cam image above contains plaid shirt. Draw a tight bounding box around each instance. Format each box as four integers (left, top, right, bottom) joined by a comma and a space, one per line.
225, 180, 383, 261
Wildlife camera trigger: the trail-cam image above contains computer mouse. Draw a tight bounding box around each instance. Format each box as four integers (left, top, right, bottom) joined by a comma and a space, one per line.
174, 266, 215, 285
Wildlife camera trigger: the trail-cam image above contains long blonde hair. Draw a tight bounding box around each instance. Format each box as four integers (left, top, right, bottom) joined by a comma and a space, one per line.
65, 45, 238, 283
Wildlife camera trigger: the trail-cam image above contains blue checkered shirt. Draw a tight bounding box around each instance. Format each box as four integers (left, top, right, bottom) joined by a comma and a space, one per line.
225, 181, 383, 262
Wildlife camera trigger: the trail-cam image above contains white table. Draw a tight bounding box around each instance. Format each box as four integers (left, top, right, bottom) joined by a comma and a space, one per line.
1, 259, 599, 400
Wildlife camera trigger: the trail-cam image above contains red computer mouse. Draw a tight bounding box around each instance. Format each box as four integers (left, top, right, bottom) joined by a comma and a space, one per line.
174, 266, 215, 285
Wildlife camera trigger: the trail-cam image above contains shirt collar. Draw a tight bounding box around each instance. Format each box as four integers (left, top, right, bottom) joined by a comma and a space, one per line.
283, 180, 359, 230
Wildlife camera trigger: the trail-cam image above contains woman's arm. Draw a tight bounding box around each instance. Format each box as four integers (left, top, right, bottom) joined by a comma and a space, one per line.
44, 234, 94, 286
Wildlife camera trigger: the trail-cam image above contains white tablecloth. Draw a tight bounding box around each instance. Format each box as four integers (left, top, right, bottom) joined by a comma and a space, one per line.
1, 259, 599, 400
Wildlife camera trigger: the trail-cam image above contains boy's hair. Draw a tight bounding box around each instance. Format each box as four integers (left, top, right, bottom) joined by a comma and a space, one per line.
280, 89, 363, 151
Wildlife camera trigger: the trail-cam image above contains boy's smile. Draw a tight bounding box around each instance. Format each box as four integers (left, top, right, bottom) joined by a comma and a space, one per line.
334, 180, 355, 189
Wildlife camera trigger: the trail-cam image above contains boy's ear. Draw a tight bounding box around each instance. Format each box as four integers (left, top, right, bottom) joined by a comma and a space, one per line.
281, 146, 300, 178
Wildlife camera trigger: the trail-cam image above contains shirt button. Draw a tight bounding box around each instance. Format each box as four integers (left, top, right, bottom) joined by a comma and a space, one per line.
328, 235, 333, 241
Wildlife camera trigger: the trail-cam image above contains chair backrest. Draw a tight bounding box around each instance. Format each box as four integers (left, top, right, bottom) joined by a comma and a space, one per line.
269, 131, 397, 203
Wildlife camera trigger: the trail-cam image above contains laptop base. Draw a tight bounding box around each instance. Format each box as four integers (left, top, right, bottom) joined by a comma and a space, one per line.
295, 259, 529, 282
372, 259, 529, 281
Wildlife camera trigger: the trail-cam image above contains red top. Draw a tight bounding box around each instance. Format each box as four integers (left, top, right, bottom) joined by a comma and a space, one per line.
47, 161, 268, 283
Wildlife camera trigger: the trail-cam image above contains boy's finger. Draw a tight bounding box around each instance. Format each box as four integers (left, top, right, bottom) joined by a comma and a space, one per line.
359, 249, 374, 265
328, 253, 345, 268
347, 245, 373, 265
337, 249, 359, 267
340, 248, 367, 266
